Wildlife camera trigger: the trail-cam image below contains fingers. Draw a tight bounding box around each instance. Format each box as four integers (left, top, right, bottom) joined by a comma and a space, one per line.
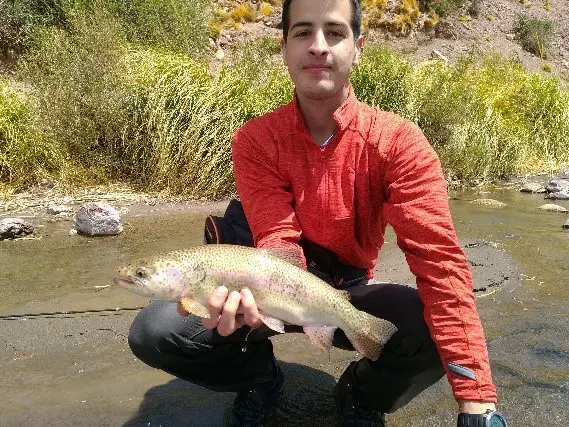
241, 288, 262, 328
201, 285, 228, 330
217, 291, 242, 336
176, 302, 189, 317
200, 286, 263, 336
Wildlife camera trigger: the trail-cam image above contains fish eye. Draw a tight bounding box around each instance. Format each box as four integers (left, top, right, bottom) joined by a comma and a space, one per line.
135, 267, 147, 278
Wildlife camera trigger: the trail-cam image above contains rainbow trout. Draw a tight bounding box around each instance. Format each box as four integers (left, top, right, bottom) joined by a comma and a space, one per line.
114, 244, 397, 361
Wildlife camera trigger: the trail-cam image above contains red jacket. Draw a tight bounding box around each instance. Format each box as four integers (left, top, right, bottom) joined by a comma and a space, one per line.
232, 87, 497, 402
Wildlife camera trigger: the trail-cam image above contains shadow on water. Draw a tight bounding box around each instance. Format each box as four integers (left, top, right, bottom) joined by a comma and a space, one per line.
123, 361, 337, 427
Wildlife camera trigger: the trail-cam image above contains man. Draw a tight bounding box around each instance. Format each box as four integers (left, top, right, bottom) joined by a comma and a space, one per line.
129, 0, 506, 426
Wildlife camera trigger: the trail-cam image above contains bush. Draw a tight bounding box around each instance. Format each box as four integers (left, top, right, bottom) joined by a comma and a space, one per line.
19, 7, 132, 181
419, 0, 467, 16
0, 0, 70, 59
0, 78, 66, 185
108, 0, 212, 55
514, 15, 554, 59
118, 40, 291, 198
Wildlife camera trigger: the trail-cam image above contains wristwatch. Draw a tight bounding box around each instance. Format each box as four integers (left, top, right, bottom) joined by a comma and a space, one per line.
457, 409, 509, 427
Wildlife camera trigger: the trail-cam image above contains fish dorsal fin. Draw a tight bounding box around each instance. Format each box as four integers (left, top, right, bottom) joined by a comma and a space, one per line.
264, 247, 305, 269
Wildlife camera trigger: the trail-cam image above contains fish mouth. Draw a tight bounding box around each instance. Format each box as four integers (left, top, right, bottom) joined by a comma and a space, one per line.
114, 276, 139, 287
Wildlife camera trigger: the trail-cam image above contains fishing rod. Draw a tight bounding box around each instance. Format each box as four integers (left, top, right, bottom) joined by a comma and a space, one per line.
0, 306, 146, 320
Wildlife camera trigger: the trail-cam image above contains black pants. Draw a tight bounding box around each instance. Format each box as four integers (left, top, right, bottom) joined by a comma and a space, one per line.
128, 279, 445, 414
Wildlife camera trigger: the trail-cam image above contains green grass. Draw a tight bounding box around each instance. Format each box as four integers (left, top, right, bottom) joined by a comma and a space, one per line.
1, 1, 568, 197
0, 78, 68, 186
119, 39, 291, 198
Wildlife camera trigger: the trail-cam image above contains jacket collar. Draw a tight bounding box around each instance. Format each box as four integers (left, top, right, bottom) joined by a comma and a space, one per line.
291, 85, 358, 136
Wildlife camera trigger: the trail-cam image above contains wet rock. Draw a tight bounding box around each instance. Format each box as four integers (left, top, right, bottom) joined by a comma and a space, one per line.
559, 163, 569, 179
74, 202, 123, 236
545, 191, 569, 200
470, 198, 507, 207
46, 205, 73, 215
538, 204, 568, 213
520, 182, 546, 193
563, 218, 569, 230
546, 179, 569, 193
0, 218, 34, 240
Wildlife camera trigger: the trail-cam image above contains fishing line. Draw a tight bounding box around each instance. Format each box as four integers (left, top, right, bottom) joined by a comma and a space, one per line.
0, 306, 146, 320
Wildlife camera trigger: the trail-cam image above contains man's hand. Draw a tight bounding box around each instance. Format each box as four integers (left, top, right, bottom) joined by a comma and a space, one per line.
200, 286, 263, 336
458, 400, 496, 414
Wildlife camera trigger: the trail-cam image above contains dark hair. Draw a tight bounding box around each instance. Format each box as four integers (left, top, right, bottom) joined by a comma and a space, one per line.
281, 0, 362, 42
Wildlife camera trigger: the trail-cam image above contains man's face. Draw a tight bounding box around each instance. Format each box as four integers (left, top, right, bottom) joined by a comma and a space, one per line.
281, 0, 363, 101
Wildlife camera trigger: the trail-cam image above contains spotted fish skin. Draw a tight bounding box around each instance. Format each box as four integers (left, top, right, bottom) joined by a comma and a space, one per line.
115, 244, 398, 361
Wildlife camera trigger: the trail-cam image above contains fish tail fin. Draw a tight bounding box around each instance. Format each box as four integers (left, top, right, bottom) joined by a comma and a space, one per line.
344, 312, 398, 361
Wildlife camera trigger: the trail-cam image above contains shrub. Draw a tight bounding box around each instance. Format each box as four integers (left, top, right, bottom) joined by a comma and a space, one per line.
108, 0, 211, 55
0, 78, 66, 185
19, 7, 132, 180
514, 15, 554, 59
419, 0, 467, 17
0, 0, 70, 59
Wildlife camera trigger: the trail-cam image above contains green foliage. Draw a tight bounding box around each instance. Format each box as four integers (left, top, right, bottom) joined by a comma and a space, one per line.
409, 53, 569, 180
351, 45, 413, 116
514, 14, 554, 59
0, 0, 71, 58
0, 78, 66, 185
419, 0, 467, 16
107, 0, 212, 55
119, 40, 291, 198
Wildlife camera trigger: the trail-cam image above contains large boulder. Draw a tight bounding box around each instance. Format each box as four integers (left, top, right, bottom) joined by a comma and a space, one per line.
74, 202, 123, 236
0, 218, 34, 240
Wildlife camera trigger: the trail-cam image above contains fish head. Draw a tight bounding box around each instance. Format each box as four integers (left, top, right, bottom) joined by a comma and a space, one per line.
114, 255, 196, 300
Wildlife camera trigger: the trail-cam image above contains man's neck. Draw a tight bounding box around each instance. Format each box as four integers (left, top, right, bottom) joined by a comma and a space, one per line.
296, 85, 350, 146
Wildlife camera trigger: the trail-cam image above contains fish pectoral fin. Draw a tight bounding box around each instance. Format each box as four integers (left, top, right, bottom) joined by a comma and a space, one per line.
180, 298, 210, 319
303, 325, 337, 352
259, 313, 285, 333
264, 247, 305, 269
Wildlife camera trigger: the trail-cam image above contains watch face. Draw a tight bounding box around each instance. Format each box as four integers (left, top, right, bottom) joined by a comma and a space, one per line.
489, 413, 508, 427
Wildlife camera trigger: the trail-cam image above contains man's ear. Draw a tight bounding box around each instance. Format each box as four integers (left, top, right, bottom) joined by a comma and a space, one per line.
353, 36, 364, 66
280, 37, 287, 66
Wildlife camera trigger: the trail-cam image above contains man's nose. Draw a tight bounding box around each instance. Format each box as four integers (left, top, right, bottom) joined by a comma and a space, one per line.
309, 30, 329, 56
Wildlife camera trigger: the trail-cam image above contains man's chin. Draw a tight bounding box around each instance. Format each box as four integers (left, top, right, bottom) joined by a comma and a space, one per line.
298, 83, 343, 101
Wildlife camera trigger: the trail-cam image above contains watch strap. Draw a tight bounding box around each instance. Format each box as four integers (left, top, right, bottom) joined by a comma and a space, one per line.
457, 412, 486, 427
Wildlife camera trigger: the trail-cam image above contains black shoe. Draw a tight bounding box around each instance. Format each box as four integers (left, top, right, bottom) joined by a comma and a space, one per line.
227, 366, 284, 427
334, 362, 386, 427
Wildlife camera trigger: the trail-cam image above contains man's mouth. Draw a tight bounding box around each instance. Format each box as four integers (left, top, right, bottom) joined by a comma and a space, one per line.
303, 65, 331, 73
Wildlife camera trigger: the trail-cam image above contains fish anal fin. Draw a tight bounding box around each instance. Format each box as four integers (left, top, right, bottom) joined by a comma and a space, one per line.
344, 313, 398, 361
264, 247, 305, 269
180, 298, 210, 319
303, 325, 337, 352
259, 313, 285, 333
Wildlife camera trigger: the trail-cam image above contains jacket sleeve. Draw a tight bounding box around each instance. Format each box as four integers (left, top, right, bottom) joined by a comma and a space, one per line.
381, 121, 497, 402
231, 124, 306, 266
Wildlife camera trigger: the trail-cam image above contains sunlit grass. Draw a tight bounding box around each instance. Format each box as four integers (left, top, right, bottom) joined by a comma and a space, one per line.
1, 0, 568, 197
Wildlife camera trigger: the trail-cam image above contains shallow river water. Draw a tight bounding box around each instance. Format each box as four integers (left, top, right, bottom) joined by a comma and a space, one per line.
0, 188, 567, 426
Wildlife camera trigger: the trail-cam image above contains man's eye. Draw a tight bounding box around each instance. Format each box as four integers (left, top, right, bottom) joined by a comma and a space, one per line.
328, 31, 345, 37
294, 31, 310, 37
